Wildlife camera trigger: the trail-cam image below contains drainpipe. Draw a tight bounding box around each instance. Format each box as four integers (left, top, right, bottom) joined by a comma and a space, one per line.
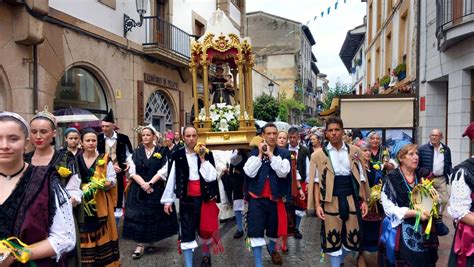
414, 0, 421, 143
33, 44, 38, 113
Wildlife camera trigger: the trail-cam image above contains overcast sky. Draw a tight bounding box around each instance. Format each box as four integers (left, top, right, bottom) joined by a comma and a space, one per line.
246, 0, 366, 88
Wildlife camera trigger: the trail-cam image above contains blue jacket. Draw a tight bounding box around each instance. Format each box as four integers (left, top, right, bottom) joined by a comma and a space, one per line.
418, 142, 452, 179
246, 147, 290, 199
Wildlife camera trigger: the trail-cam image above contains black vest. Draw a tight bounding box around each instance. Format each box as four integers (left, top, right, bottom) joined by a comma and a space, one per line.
97, 132, 133, 170
296, 146, 310, 181
172, 147, 219, 202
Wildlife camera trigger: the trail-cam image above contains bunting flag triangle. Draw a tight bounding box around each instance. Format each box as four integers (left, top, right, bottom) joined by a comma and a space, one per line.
327, 7, 331, 14
335, 1, 339, 9
321, 11, 324, 17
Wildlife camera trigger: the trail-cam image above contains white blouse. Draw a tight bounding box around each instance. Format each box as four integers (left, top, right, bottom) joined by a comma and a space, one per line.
448, 168, 472, 221
48, 186, 76, 261
64, 173, 83, 203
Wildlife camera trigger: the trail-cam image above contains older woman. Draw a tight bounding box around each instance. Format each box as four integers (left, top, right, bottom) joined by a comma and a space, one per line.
123, 125, 178, 259
0, 111, 75, 266
356, 140, 384, 266
77, 128, 119, 266
380, 143, 438, 266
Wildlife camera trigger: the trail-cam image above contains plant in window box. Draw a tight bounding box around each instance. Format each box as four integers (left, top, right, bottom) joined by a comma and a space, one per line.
394, 63, 406, 80
371, 82, 379, 94
380, 75, 391, 89
355, 58, 362, 66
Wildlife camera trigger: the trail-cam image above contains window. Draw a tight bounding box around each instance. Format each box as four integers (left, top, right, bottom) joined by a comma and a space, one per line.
54, 67, 108, 117
194, 20, 205, 38
398, 11, 408, 64
375, 46, 381, 82
368, 3, 373, 43
386, 0, 393, 17
376, 0, 382, 32
145, 90, 174, 132
385, 31, 392, 75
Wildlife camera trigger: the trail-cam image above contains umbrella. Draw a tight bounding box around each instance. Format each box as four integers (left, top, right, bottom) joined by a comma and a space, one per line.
255, 120, 267, 128
273, 121, 290, 132
54, 107, 99, 123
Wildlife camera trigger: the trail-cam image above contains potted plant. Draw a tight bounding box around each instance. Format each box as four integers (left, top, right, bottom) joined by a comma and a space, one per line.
355, 58, 362, 66
371, 82, 379, 94
395, 63, 406, 80
380, 75, 391, 89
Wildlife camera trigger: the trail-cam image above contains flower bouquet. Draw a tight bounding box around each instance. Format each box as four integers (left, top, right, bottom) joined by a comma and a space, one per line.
199, 103, 241, 132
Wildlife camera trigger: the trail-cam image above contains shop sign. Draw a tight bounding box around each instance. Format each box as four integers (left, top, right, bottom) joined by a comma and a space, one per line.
144, 73, 179, 90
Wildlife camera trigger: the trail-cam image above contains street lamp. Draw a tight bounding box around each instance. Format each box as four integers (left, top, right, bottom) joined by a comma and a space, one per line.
124, 0, 148, 37
268, 81, 274, 97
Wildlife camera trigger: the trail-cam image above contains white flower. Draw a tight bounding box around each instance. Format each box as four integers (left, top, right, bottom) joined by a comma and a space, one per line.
216, 103, 226, 109
210, 104, 216, 110
219, 119, 229, 132
224, 111, 235, 121
210, 111, 220, 122
198, 108, 206, 121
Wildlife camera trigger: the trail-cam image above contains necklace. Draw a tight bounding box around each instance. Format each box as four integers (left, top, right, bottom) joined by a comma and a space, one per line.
399, 168, 418, 193
145, 146, 154, 157
0, 163, 26, 180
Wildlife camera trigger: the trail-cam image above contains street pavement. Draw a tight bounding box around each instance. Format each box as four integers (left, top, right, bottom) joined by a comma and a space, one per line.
118, 214, 454, 267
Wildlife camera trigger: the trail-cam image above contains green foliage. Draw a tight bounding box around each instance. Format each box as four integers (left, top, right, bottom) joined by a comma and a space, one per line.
306, 117, 321, 127
279, 98, 305, 122
395, 63, 406, 75
253, 94, 280, 122
380, 75, 390, 87
322, 82, 352, 110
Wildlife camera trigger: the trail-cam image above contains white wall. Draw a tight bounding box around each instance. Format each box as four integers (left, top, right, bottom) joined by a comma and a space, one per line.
49, 0, 151, 44
252, 69, 279, 99
172, 0, 216, 34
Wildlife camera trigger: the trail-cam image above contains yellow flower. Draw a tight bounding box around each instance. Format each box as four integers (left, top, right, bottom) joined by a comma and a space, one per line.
291, 154, 296, 160
373, 163, 380, 170
97, 159, 105, 166
57, 166, 72, 177
153, 152, 162, 159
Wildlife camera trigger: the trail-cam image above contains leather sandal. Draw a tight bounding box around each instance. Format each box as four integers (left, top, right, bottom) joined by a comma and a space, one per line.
132, 244, 144, 259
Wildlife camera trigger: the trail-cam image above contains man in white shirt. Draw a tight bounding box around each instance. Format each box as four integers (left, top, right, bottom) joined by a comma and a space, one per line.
418, 128, 452, 236
308, 117, 368, 267
161, 126, 219, 267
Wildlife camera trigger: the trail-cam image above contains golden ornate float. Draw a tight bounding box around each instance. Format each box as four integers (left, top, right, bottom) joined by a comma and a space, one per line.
189, 11, 256, 150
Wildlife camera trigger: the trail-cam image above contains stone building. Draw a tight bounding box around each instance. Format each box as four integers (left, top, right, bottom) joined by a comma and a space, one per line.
339, 21, 366, 95
0, 0, 246, 145
418, 0, 474, 163
245, 11, 319, 124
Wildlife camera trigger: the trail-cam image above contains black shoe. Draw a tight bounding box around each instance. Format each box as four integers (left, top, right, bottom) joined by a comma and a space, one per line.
294, 230, 303, 239
201, 255, 211, 267
233, 230, 244, 239
435, 221, 450, 236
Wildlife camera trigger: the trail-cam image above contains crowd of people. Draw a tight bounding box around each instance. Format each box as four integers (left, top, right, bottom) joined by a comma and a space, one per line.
0, 107, 473, 267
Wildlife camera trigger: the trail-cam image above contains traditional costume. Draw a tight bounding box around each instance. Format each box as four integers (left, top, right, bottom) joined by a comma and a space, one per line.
161, 146, 222, 267
97, 109, 133, 223
361, 163, 383, 253
307, 143, 367, 266
77, 153, 120, 266
122, 144, 178, 244
379, 167, 439, 266
243, 146, 290, 266
448, 158, 474, 266
287, 144, 310, 238
228, 149, 248, 238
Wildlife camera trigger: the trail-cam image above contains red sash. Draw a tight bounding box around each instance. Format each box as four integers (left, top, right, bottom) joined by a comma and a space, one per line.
188, 180, 201, 196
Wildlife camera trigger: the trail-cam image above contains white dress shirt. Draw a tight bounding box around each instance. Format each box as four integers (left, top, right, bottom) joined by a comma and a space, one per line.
104, 131, 133, 166
288, 145, 310, 182
432, 143, 445, 176
314, 143, 366, 183
243, 153, 291, 179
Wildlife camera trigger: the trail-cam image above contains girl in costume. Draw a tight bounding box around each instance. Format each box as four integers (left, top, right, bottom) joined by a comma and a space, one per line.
77, 128, 119, 266
25, 107, 83, 267
447, 122, 474, 267
123, 125, 178, 259
0, 111, 75, 266
61, 127, 83, 157
379, 142, 439, 266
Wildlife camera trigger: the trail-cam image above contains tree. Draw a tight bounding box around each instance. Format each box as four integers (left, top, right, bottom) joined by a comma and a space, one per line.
253, 94, 279, 122
279, 98, 305, 122
322, 82, 352, 110
306, 117, 321, 127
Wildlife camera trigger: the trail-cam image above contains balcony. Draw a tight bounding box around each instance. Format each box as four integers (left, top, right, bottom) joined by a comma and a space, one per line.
436, 0, 474, 51
143, 16, 192, 66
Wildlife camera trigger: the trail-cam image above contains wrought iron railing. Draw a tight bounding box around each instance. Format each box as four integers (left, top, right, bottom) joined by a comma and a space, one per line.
143, 16, 192, 59
437, 0, 474, 32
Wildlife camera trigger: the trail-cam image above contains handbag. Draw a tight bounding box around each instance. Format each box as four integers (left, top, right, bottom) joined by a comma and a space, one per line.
380, 217, 397, 264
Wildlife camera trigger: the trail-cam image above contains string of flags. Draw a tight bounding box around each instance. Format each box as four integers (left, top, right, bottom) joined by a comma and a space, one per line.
306, 0, 348, 25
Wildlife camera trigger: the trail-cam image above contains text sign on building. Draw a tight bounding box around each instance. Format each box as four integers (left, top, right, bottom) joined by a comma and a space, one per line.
144, 73, 179, 90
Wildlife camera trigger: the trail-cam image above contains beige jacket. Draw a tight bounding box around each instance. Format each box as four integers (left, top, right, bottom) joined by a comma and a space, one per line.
307, 144, 369, 211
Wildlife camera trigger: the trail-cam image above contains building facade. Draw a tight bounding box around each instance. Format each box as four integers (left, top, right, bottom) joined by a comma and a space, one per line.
245, 11, 319, 124
364, 0, 417, 94
0, 0, 245, 145
339, 22, 366, 95
418, 0, 474, 163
